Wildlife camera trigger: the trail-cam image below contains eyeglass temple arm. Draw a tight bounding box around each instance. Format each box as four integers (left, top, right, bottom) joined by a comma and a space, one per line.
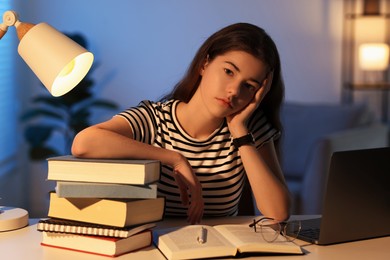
249, 216, 276, 227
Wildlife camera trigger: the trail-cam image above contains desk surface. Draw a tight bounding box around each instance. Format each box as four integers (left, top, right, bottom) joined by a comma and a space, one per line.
1, 216, 389, 260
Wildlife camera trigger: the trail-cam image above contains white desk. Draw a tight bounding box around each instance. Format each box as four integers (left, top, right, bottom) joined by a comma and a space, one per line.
1, 216, 389, 260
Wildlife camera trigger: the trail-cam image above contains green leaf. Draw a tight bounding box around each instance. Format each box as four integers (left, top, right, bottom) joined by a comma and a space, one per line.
60, 79, 94, 106
20, 109, 64, 121
73, 99, 119, 115
32, 96, 68, 109
24, 127, 51, 145
29, 147, 60, 160
24, 125, 64, 146
89, 99, 119, 109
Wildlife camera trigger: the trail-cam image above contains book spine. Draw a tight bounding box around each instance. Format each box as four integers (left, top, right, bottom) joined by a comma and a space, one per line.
55, 182, 158, 199
40, 241, 153, 258
41, 243, 118, 257
37, 222, 129, 238
47, 157, 161, 185
41, 230, 153, 257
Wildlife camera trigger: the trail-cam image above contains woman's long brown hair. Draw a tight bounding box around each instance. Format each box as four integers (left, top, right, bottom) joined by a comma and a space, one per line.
160, 23, 285, 156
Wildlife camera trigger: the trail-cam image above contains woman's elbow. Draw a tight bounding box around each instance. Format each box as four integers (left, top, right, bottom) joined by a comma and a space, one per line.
71, 130, 91, 157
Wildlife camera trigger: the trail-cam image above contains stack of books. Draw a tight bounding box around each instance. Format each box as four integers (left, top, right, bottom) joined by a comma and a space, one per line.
38, 155, 165, 257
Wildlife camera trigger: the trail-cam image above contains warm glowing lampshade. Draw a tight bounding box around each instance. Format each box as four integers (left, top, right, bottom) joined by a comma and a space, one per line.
18, 23, 94, 96
1, 10, 94, 97
359, 43, 389, 71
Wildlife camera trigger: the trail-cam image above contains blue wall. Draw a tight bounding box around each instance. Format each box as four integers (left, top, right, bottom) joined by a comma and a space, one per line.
16, 0, 344, 111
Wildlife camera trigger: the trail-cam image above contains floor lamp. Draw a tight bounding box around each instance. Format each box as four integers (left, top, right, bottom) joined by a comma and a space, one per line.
0, 10, 94, 231
342, 0, 390, 123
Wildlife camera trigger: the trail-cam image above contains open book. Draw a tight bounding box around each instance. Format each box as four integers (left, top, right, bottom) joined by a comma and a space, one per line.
153, 224, 303, 260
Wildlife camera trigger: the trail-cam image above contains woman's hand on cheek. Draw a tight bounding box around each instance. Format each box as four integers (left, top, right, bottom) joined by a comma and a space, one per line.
172, 154, 204, 224
227, 71, 273, 136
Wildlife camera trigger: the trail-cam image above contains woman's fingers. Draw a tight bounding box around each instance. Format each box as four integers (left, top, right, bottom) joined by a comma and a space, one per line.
186, 182, 204, 224
172, 156, 204, 224
173, 171, 189, 206
187, 194, 204, 224
173, 169, 204, 224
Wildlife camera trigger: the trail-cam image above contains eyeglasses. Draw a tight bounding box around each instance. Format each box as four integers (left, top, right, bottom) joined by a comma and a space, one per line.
249, 217, 301, 243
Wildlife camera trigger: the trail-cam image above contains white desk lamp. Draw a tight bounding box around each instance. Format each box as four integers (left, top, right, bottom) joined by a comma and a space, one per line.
0, 10, 94, 231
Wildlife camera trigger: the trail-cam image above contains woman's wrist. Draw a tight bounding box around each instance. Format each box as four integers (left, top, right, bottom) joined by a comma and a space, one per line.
164, 149, 186, 167
232, 132, 255, 148
229, 126, 249, 139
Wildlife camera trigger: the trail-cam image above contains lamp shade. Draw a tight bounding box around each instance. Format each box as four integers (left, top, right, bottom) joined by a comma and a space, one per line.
358, 43, 389, 71
18, 23, 94, 96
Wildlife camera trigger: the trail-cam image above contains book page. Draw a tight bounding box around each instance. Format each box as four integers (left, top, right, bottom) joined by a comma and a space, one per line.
214, 225, 302, 254
154, 225, 237, 259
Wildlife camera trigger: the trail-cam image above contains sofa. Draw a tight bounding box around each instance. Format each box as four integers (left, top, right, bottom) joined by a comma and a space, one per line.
242, 101, 389, 216
280, 102, 389, 214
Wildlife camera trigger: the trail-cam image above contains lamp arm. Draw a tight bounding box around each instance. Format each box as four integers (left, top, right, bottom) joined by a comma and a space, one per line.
0, 10, 16, 39
0, 10, 35, 41
0, 24, 7, 39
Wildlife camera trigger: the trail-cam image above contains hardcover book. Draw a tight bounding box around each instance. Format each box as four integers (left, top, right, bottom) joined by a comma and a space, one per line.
37, 218, 156, 238
41, 230, 152, 257
47, 155, 161, 185
48, 192, 165, 227
153, 225, 303, 259
55, 181, 158, 199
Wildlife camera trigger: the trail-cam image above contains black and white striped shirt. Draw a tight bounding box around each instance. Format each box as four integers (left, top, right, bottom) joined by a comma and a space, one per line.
117, 100, 279, 217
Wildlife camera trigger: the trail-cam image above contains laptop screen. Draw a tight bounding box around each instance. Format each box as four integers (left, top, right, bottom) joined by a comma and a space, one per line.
298, 147, 390, 245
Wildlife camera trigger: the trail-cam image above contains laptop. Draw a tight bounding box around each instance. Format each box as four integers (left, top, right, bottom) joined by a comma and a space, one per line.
290, 147, 390, 245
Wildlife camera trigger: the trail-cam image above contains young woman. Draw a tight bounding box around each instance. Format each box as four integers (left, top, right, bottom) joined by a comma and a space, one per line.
71, 23, 291, 224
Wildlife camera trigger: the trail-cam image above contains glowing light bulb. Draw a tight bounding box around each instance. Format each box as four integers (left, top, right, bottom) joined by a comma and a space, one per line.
359, 43, 389, 71
58, 59, 76, 77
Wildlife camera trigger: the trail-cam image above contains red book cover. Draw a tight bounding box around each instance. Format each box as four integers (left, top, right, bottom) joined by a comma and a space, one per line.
41, 230, 152, 257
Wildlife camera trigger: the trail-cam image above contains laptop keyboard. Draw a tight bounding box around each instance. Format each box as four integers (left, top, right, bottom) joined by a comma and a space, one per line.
299, 227, 320, 240
290, 218, 322, 241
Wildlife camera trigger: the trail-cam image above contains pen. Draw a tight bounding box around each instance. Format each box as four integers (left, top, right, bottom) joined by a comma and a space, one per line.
197, 226, 207, 244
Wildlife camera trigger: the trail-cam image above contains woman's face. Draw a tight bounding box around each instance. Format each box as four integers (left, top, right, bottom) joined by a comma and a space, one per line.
197, 50, 268, 118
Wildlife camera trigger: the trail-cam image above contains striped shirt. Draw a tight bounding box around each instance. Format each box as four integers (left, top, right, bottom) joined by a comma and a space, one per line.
117, 99, 279, 217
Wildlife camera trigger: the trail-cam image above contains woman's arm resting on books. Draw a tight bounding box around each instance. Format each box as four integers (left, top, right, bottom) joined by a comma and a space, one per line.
71, 116, 204, 224
72, 116, 147, 158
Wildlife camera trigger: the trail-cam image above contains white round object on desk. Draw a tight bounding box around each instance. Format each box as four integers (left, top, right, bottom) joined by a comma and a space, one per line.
0, 207, 29, 232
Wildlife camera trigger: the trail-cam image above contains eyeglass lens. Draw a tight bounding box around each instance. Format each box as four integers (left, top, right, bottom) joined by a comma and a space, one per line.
254, 218, 301, 243
258, 219, 281, 242
283, 220, 301, 241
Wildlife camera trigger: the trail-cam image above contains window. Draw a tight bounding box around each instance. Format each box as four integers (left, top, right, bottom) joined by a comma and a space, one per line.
0, 1, 18, 176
